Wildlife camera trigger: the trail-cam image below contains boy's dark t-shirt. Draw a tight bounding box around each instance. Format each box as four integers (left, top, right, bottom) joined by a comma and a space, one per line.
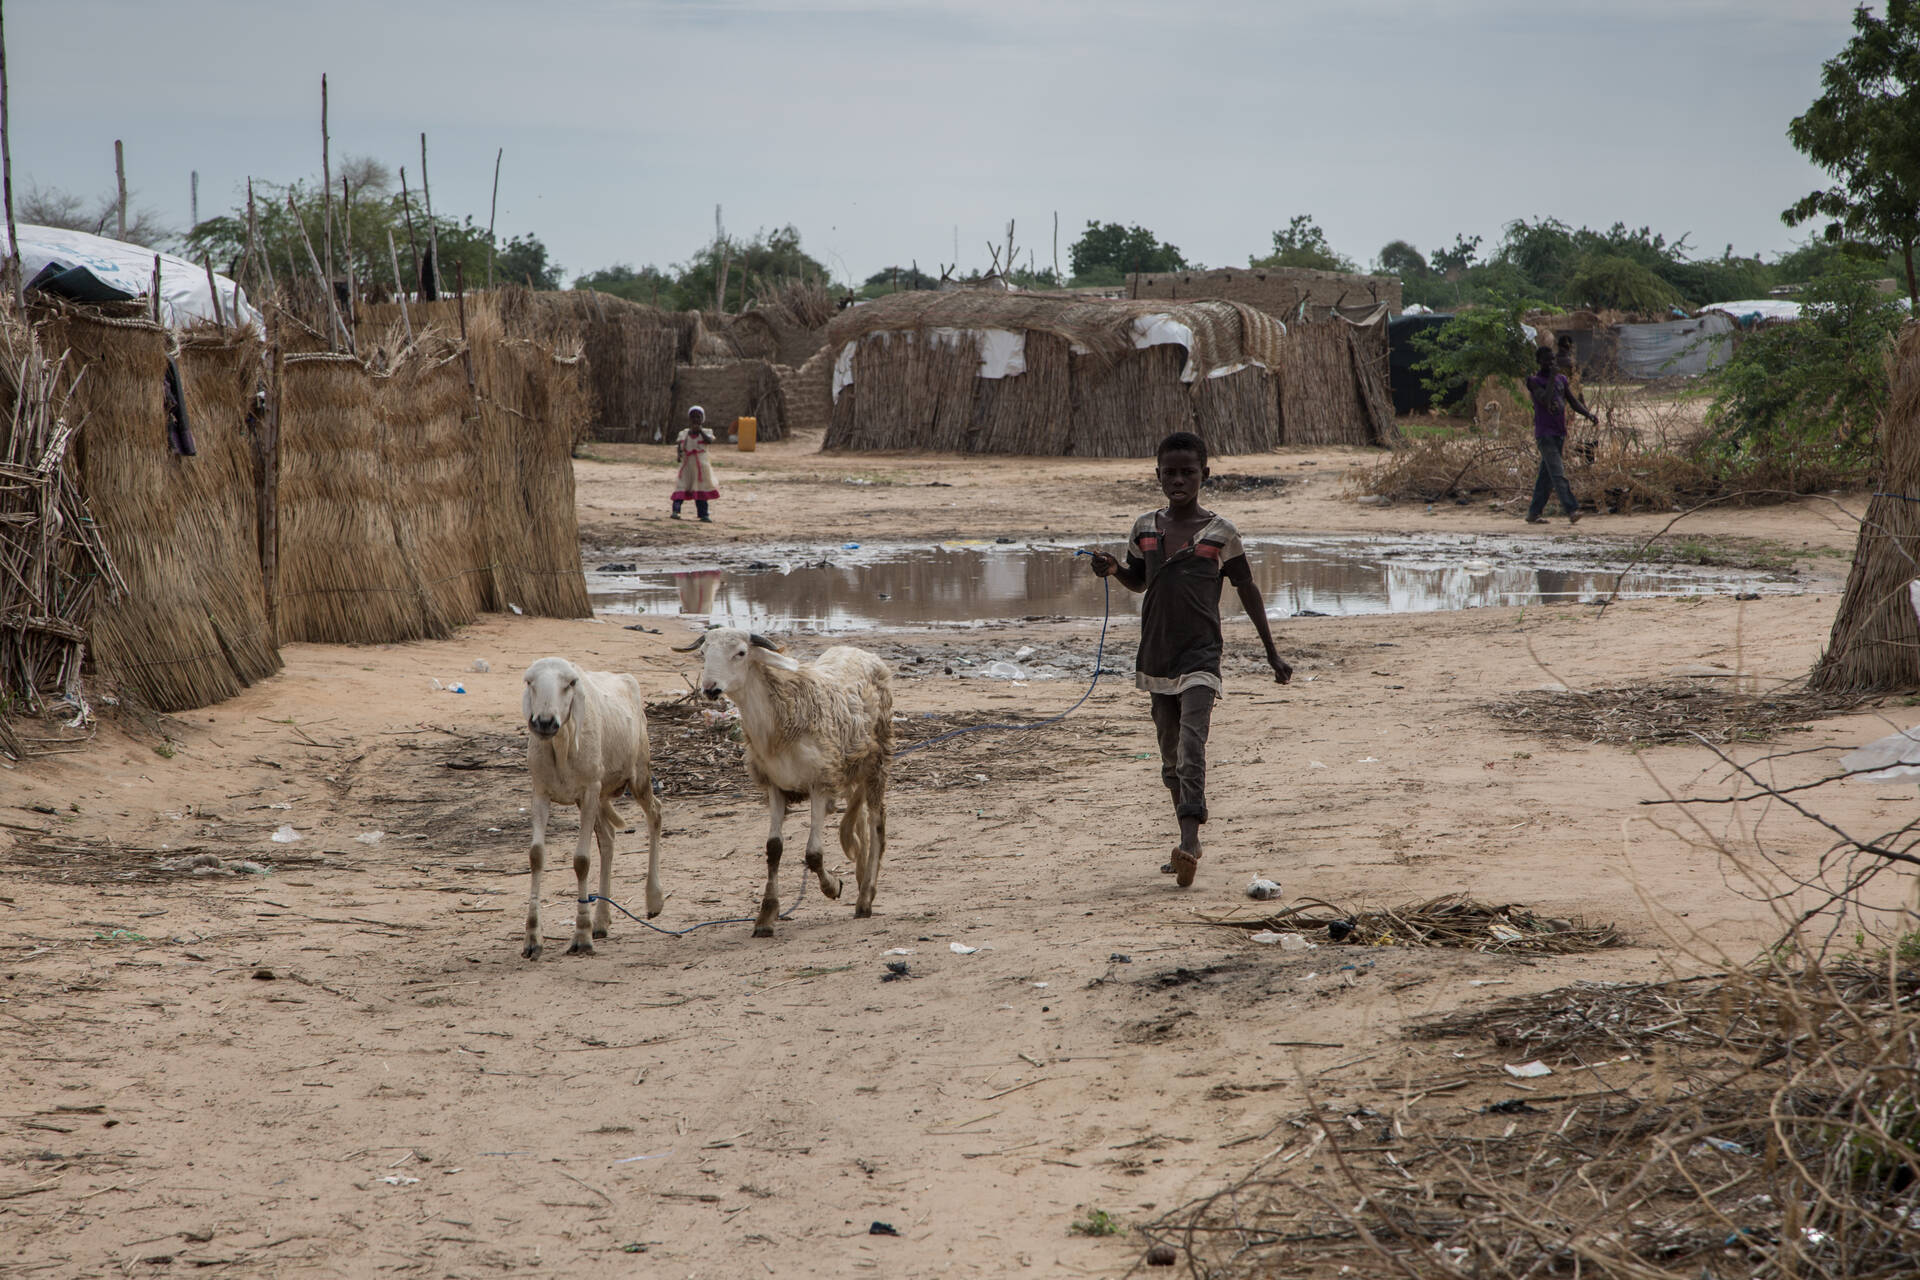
1526, 371, 1573, 439
1124, 510, 1250, 696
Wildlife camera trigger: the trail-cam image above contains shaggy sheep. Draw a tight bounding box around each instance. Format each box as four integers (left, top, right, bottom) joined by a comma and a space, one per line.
675, 629, 892, 936
521, 657, 663, 959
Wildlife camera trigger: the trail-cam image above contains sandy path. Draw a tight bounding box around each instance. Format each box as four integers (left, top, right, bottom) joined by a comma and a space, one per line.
1, 433, 1899, 1277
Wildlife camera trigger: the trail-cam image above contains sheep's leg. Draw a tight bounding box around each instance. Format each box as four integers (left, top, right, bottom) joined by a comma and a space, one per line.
591, 796, 618, 940
753, 791, 787, 938
806, 789, 842, 901
858, 775, 887, 919
524, 793, 549, 960
567, 795, 597, 956
635, 778, 664, 918
841, 789, 873, 918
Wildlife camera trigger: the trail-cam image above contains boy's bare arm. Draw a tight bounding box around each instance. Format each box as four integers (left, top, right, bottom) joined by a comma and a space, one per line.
1089, 551, 1145, 593
1230, 573, 1291, 684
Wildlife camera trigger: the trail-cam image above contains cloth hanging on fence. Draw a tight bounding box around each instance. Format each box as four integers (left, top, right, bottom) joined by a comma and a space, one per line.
163, 358, 197, 457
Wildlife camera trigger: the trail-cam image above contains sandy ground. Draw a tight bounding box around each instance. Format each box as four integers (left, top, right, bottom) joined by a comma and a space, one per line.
2, 429, 1905, 1278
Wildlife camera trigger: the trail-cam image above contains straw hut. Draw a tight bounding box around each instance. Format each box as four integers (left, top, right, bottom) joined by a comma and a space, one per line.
671, 360, 788, 442
778, 344, 836, 436
1130, 265, 1403, 317
1812, 323, 1920, 693
275, 352, 444, 644
53, 312, 280, 711
819, 291, 1396, 456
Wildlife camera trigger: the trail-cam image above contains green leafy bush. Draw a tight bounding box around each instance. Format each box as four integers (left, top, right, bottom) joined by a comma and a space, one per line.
1704, 259, 1903, 476
1410, 293, 1539, 413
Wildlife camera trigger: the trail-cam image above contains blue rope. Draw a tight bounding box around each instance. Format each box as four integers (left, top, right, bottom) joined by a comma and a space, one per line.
579, 876, 807, 937
894, 564, 1113, 758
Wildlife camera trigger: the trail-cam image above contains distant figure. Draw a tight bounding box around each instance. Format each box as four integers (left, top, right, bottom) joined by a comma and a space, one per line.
1524, 346, 1598, 525
672, 407, 719, 523
1087, 431, 1290, 890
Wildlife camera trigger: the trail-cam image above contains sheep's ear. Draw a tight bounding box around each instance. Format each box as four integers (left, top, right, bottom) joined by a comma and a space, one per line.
748, 633, 783, 653
671, 633, 708, 653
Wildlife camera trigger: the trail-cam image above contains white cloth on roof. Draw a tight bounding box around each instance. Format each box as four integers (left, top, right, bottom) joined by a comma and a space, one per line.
1698, 299, 1803, 323
830, 311, 1281, 402
3, 222, 263, 332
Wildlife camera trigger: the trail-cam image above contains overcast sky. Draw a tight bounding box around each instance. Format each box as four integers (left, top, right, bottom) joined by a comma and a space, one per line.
12, 1, 1864, 286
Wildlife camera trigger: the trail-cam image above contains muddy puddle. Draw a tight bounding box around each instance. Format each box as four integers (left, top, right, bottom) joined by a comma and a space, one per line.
587, 534, 1798, 640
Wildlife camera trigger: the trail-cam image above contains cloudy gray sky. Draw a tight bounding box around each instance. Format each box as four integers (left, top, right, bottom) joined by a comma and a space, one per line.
13, 1, 1863, 285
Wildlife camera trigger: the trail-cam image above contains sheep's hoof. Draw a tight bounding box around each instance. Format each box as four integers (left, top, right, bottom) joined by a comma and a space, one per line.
567, 939, 595, 956
591, 928, 608, 940
854, 906, 873, 919
522, 942, 542, 960
752, 925, 774, 938
819, 874, 842, 900
647, 908, 661, 920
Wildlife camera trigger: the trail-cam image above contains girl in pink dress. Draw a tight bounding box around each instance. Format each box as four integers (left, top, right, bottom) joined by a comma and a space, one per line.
671, 407, 719, 522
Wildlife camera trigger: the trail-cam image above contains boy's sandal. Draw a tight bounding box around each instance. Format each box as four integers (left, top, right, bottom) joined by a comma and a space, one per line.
1169, 846, 1200, 889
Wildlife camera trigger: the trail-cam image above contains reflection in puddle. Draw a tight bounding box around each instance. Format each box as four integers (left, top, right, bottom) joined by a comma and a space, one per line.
589, 536, 1795, 635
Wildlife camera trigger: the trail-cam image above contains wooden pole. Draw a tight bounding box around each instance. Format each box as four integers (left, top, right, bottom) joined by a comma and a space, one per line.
247, 178, 274, 298
288, 191, 347, 352
1053, 210, 1060, 284
203, 255, 225, 327
453, 259, 474, 395
387, 227, 411, 342
397, 166, 422, 298
259, 337, 283, 644
150, 254, 161, 324
115, 140, 127, 240
486, 146, 502, 289
419, 132, 440, 300
0, 0, 23, 314
190, 169, 198, 228
341, 176, 357, 321
319, 75, 333, 292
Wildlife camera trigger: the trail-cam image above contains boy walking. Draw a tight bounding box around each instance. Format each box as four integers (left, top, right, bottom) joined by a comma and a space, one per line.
1524, 346, 1598, 524
1089, 432, 1291, 888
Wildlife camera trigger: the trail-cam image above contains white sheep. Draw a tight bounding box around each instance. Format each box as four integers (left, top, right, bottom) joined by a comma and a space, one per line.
675, 629, 892, 936
521, 657, 664, 959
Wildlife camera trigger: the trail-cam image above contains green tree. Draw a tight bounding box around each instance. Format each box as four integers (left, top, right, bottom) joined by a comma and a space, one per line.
1409, 292, 1538, 413
1565, 254, 1684, 311
179, 158, 557, 298
1705, 257, 1903, 467
1068, 222, 1186, 280
1431, 234, 1482, 277
1376, 239, 1429, 278
1785, 0, 1920, 306
673, 225, 830, 313
1252, 215, 1355, 272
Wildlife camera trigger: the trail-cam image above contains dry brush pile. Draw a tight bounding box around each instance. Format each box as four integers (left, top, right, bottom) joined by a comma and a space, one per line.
1143, 955, 1920, 1279
1356, 383, 1860, 512
1144, 697, 1920, 1279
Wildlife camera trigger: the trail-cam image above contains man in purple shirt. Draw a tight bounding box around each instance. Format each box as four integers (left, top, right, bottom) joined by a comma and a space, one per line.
1524, 345, 1598, 524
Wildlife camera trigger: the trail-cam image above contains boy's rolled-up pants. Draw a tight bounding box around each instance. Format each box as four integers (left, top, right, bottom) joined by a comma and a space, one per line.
1150, 687, 1215, 824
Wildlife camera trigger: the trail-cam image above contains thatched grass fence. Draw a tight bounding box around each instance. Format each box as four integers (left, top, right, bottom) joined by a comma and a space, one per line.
4, 290, 592, 716
56, 313, 281, 712
818, 290, 1397, 456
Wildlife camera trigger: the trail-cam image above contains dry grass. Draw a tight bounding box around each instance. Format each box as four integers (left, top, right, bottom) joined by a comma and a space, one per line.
1143, 958, 1920, 1280
1207, 893, 1621, 954
1483, 680, 1881, 747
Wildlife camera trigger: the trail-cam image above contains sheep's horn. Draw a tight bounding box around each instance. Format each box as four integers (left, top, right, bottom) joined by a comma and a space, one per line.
749, 633, 782, 652
670, 633, 708, 653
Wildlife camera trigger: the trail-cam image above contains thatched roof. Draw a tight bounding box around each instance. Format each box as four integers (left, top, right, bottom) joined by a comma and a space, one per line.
825, 291, 1288, 379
